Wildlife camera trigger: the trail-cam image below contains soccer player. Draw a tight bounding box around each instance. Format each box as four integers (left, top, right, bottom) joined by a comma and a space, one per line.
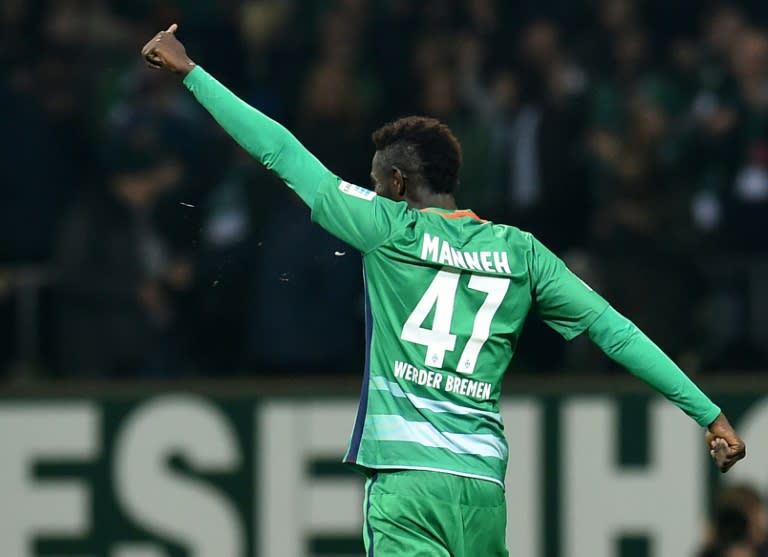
142, 25, 746, 557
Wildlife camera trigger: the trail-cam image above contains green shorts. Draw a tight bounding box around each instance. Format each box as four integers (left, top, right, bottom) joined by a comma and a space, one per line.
363, 470, 509, 557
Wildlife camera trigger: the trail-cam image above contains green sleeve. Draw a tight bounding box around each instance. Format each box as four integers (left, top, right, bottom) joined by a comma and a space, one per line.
530, 236, 610, 340
588, 305, 721, 427
183, 66, 339, 208
310, 179, 413, 253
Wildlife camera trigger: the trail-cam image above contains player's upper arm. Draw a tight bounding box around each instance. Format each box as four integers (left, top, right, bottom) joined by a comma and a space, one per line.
528, 235, 609, 340
311, 179, 411, 253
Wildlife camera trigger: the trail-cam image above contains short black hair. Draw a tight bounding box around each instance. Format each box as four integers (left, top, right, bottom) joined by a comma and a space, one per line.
372, 116, 462, 194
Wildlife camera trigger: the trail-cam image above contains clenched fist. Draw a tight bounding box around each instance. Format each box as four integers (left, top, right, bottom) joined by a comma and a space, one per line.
141, 24, 196, 76
706, 412, 746, 473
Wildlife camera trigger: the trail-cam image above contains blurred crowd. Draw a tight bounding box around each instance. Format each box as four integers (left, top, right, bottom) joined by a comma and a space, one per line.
2, 0, 768, 379
699, 484, 768, 557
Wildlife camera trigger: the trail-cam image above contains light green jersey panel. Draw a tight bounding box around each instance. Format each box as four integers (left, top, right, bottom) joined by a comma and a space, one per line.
311, 180, 609, 485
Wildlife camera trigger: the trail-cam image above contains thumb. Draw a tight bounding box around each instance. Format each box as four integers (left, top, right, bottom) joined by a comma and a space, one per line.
705, 431, 717, 447
166, 23, 178, 34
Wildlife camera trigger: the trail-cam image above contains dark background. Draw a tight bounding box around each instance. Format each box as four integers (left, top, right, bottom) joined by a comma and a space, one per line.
2, 0, 768, 380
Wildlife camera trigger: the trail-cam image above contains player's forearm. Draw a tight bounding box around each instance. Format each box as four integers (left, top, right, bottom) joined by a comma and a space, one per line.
182, 66, 339, 207
587, 306, 721, 427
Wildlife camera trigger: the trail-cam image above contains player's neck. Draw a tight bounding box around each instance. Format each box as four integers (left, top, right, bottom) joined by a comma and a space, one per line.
407, 193, 458, 211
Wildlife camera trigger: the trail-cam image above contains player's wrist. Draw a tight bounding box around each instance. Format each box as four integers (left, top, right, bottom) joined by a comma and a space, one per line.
175, 59, 197, 77
707, 412, 722, 430
707, 412, 736, 437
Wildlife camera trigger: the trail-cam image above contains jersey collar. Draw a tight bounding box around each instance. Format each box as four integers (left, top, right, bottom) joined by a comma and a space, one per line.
419, 207, 488, 223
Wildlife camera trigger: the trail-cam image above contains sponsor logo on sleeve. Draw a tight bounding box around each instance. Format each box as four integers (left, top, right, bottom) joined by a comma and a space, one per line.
339, 181, 377, 201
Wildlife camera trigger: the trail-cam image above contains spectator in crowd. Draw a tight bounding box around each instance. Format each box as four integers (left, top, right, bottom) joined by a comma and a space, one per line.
583, 21, 708, 366
699, 484, 768, 557
237, 0, 305, 121
690, 4, 748, 240
723, 30, 768, 252
577, 0, 639, 77
246, 189, 363, 375
418, 62, 496, 217
0, 48, 77, 263
54, 144, 192, 377
692, 19, 768, 370
460, 20, 590, 252
191, 148, 265, 374
295, 59, 372, 185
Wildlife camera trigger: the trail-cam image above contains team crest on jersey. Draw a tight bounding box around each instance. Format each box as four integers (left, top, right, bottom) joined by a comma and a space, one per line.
339, 181, 377, 201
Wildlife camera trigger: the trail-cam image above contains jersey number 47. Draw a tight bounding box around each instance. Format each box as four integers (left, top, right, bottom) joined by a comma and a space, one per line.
400, 269, 510, 375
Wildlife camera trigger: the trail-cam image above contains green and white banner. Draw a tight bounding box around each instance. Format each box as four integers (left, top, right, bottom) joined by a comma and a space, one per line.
0, 391, 765, 557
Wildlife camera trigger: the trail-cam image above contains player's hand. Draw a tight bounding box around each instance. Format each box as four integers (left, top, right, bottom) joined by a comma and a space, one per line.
706, 412, 745, 473
141, 24, 196, 76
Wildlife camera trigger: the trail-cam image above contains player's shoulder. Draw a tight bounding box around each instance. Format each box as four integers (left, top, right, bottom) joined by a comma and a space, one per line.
316, 178, 416, 226
475, 218, 537, 251
341, 181, 413, 217
487, 220, 534, 243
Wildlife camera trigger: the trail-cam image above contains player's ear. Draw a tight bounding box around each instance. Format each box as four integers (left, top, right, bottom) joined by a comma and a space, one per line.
392, 166, 407, 198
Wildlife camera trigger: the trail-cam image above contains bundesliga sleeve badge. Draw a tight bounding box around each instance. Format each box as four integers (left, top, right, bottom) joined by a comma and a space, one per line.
339, 181, 377, 201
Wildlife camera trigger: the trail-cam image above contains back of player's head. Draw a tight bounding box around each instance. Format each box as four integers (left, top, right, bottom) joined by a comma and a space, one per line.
372, 116, 462, 194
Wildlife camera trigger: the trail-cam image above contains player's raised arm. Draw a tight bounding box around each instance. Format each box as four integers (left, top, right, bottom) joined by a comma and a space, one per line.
528, 235, 746, 473
140, 24, 338, 208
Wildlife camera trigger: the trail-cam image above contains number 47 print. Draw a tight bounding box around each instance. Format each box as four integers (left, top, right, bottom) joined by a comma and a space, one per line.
401, 269, 510, 374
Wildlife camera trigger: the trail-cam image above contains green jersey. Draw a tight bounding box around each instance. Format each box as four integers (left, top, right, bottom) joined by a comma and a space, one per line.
312, 179, 609, 485
183, 65, 722, 488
